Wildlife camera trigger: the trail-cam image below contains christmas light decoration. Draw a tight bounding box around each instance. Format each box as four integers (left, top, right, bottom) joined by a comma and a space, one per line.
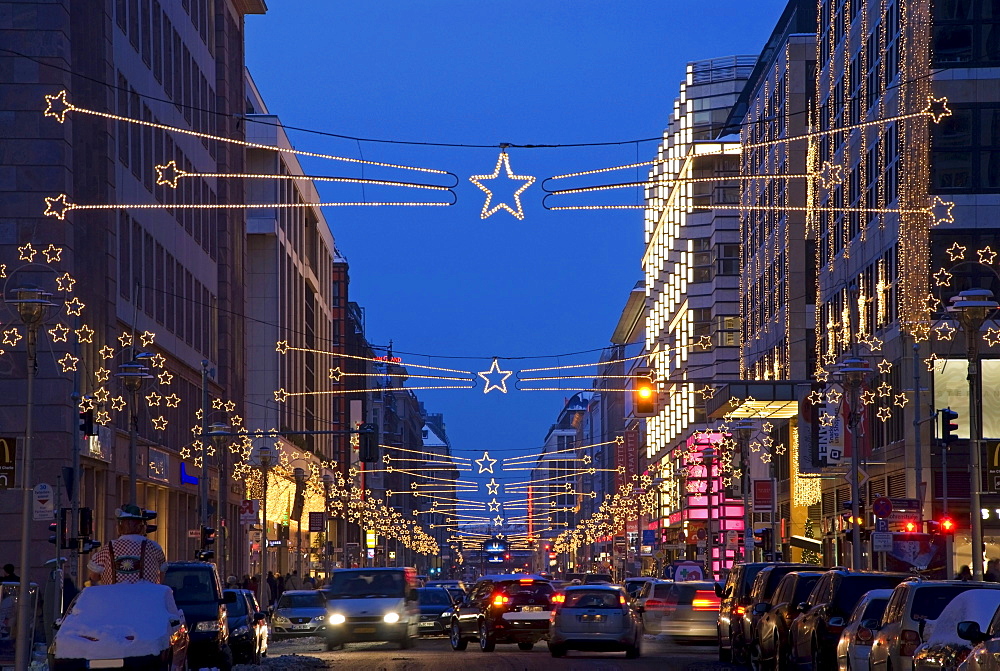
478, 358, 513, 394
469, 150, 535, 220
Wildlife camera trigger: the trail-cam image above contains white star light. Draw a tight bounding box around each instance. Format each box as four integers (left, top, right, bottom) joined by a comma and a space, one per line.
478, 358, 513, 394
476, 451, 497, 473
486, 478, 500, 495
469, 150, 535, 220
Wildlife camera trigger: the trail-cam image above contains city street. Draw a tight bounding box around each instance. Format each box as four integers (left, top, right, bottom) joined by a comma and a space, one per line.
263, 635, 744, 671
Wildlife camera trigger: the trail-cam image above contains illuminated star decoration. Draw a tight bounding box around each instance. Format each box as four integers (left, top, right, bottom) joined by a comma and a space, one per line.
486, 478, 500, 495
488, 499, 500, 512
75, 325, 94, 343
65, 297, 85, 316
18, 243, 37, 262
57, 353, 78, 372
469, 150, 535, 220
475, 451, 497, 474
139, 331, 156, 347
877, 359, 893, 374
936, 322, 956, 341
42, 245, 63, 263
930, 196, 955, 227
923, 95, 952, 124
56, 273, 76, 293
152, 416, 168, 431
478, 358, 513, 394
815, 161, 844, 189
43, 90, 74, 123
946, 242, 966, 262
43, 194, 73, 220
155, 160, 183, 189
48, 324, 70, 342
877, 407, 892, 422
985, 327, 1000, 348
979, 246, 997, 265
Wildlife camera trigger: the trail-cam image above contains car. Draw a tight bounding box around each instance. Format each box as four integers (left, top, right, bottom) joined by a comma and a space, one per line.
270, 590, 328, 640
718, 562, 805, 663
584, 574, 614, 584
912, 589, 1000, 671
650, 580, 720, 643
870, 580, 1000, 671
49, 582, 188, 671
163, 560, 236, 671
787, 570, 910, 671
752, 570, 827, 671
834, 588, 893, 671
223, 588, 268, 664
623, 577, 659, 600
633, 580, 671, 630
416, 587, 456, 636
322, 567, 421, 650
742, 564, 827, 663
954, 598, 1000, 671
547, 584, 642, 658
449, 574, 554, 652
426, 580, 467, 593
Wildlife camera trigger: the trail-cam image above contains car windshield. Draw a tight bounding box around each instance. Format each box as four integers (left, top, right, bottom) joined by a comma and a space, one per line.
324, 571, 406, 598
791, 576, 822, 604
741, 565, 767, 594
225, 592, 247, 616
564, 590, 622, 609
445, 587, 465, 601
163, 569, 218, 604
910, 585, 981, 621
833, 576, 906, 613
277, 593, 325, 609
418, 589, 453, 605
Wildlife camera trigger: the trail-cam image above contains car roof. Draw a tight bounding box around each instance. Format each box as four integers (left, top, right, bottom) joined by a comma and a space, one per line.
477, 574, 550, 582
280, 589, 321, 595
564, 584, 624, 591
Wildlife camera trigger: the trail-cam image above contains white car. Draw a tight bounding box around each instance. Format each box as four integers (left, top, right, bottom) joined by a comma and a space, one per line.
48, 582, 188, 671
913, 589, 1000, 671
835, 588, 893, 671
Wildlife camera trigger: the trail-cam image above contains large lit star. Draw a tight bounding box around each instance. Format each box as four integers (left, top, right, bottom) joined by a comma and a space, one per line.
43, 194, 73, 220
923, 95, 952, 124
42, 245, 63, 263
18, 243, 37, 262
469, 150, 535, 220
155, 160, 183, 188
57, 353, 78, 372
946, 242, 966, 262
475, 451, 497, 474
65, 297, 85, 316
488, 499, 500, 512
478, 358, 513, 394
48, 324, 70, 342
43, 90, 74, 123
930, 196, 955, 227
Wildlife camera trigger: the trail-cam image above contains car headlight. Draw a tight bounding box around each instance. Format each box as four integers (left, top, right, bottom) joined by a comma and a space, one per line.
312, 615, 326, 622
383, 612, 400, 624
195, 620, 221, 632
328, 613, 346, 625
272, 616, 290, 625
231, 625, 250, 637
442, 610, 453, 618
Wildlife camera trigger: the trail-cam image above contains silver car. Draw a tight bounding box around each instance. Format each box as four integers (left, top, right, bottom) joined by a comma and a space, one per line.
652, 580, 720, 642
835, 588, 893, 671
548, 585, 642, 658
269, 590, 329, 639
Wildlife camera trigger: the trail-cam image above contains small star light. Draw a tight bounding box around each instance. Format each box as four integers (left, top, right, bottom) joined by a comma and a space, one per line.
99, 345, 114, 359
329, 367, 343, 381
979, 247, 998, 265
819, 412, 836, 427
486, 478, 500, 495
860, 390, 876, 405
826, 388, 843, 405
475, 451, 497, 473
48, 323, 69, 342
146, 391, 162, 406
139, 331, 156, 347
155, 160, 183, 188
947, 242, 967, 261
924, 95, 952, 123
92, 387, 109, 403
3, 328, 22, 347
57, 353, 78, 372
699, 385, 716, 400
878, 381, 892, 397
42, 244, 63, 263
158, 370, 173, 385
986, 327, 1000, 347
488, 499, 501, 512
878, 359, 893, 374
807, 390, 825, 405
152, 416, 167, 431
223, 400, 236, 413
936, 321, 957, 341
0, 264, 5, 278
815, 369, 830, 382
75, 324, 93, 343
749, 441, 761, 453
95, 410, 111, 426
895, 392, 910, 408
65, 297, 84, 316
18, 243, 37, 262
774, 443, 787, 455
150, 353, 166, 368
760, 451, 772, 464
877, 406, 892, 422
478, 358, 513, 394
924, 354, 940, 371
212, 398, 223, 410
469, 150, 535, 220
111, 396, 126, 411
762, 421, 773, 433
816, 161, 844, 188
925, 294, 942, 312
43, 194, 73, 220
930, 196, 956, 227
43, 90, 74, 123
118, 332, 133, 348
274, 388, 288, 403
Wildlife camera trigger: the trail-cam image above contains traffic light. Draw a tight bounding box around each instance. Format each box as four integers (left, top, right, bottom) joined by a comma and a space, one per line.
929, 516, 957, 536
359, 422, 378, 462
941, 408, 960, 444
903, 520, 919, 533
78, 507, 93, 537
753, 528, 772, 548
48, 508, 71, 548
197, 525, 216, 560
634, 372, 656, 416
79, 409, 96, 436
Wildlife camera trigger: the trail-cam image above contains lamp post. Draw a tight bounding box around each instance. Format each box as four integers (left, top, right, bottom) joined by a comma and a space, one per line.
838, 356, 872, 571
734, 420, 755, 562
703, 445, 715, 580
257, 446, 273, 608
322, 473, 334, 580
293, 467, 306, 578
9, 285, 55, 671
208, 422, 230, 576
948, 288, 998, 581
116, 353, 153, 506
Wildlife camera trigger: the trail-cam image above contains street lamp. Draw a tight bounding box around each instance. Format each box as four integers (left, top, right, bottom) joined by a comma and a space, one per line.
733, 420, 755, 562
208, 422, 230, 577
703, 445, 715, 580
293, 467, 307, 578
322, 473, 334, 580
9, 285, 55, 671
257, 446, 273, 608
838, 356, 872, 571
115, 353, 153, 506
948, 288, 999, 581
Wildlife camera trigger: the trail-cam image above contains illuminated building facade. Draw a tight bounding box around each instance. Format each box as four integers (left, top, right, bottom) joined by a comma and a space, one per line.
642, 56, 755, 577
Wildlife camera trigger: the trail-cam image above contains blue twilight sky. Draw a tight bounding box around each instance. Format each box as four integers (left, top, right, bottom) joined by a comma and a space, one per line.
244, 2, 786, 491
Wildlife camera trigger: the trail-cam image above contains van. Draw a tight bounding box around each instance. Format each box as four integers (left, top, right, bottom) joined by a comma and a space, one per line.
321, 567, 420, 650
163, 561, 236, 670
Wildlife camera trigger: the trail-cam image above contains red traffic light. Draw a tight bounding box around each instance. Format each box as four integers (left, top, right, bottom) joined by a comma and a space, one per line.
904, 520, 918, 533
939, 516, 956, 534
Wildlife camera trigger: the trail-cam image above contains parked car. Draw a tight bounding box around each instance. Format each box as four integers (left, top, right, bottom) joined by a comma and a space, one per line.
751, 570, 827, 670
742, 564, 826, 665
912, 589, 1000, 671
323, 567, 421, 650
547, 584, 642, 658
835, 588, 893, 671
163, 560, 236, 671
270, 590, 328, 640
223, 588, 268, 664
870, 580, 1000, 671
416, 586, 456, 636
449, 574, 554, 652
652, 580, 720, 643
955, 600, 1000, 670
787, 570, 909, 671
49, 582, 189, 671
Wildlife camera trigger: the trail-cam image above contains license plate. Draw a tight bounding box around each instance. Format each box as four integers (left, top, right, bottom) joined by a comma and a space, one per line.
354, 626, 376, 634
291, 624, 312, 630
521, 606, 543, 612
88, 661, 125, 669
580, 614, 604, 622
419, 621, 435, 627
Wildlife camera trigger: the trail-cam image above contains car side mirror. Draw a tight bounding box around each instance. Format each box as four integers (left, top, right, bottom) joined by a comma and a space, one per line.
861, 618, 881, 630
957, 621, 989, 644
828, 616, 846, 628
714, 582, 725, 598
754, 602, 770, 615
796, 602, 810, 613
223, 592, 237, 604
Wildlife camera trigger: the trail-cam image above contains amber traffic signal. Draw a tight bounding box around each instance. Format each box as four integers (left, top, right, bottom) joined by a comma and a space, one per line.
634, 373, 656, 416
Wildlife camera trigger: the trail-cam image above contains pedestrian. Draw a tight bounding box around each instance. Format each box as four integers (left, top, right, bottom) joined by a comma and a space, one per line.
87, 504, 166, 585
987, 559, 1000, 582
286, 570, 301, 590
276, 572, 285, 598
303, 573, 315, 589
249, 574, 258, 594
256, 574, 272, 613
957, 565, 973, 581
266, 571, 277, 606
242, 574, 251, 590
1, 564, 19, 583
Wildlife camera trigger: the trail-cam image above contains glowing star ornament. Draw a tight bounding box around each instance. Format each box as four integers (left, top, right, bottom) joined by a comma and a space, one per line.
816, 162, 844, 188
475, 451, 497, 473
43, 90, 73, 123
75, 325, 93, 343
48, 324, 69, 342
155, 161, 183, 189
488, 499, 500, 512
819, 413, 835, 427
486, 478, 500, 495
807, 390, 825, 405
139, 331, 156, 347
930, 196, 956, 227
478, 358, 513, 394
65, 297, 84, 316
877, 407, 892, 422
878, 359, 893, 375
469, 150, 535, 220
936, 322, 957, 341
43, 194, 73, 220
152, 416, 167, 431
946, 242, 967, 262
118, 332, 133, 348
979, 247, 998, 265
18, 243, 37, 262
3, 328, 22, 347
57, 353, 78, 372
158, 370, 173, 385
923, 95, 952, 124
986, 327, 1000, 348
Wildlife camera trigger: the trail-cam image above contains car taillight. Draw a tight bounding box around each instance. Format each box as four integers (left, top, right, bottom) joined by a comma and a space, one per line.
855, 627, 873, 645
492, 593, 509, 607
900, 629, 920, 656
734, 605, 746, 616
693, 591, 721, 612
956, 648, 971, 664
551, 593, 565, 605
645, 598, 665, 610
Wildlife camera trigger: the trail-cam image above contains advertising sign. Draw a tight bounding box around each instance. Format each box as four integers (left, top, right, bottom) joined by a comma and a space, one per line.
0, 437, 16, 489
239, 499, 260, 525
308, 511, 325, 533
753, 480, 774, 511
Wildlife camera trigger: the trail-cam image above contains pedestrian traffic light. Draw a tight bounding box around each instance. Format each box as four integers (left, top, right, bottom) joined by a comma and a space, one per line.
753, 528, 772, 548
48, 508, 71, 548
633, 372, 656, 416
200, 525, 216, 548
903, 520, 919, 533
79, 409, 96, 436
929, 516, 957, 535
941, 408, 960, 444
78, 507, 93, 537
359, 422, 378, 462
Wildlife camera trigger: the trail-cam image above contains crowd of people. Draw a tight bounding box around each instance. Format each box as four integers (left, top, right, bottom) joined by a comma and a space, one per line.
226, 569, 321, 609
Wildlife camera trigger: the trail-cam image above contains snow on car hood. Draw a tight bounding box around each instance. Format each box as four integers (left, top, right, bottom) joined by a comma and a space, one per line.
54, 582, 182, 660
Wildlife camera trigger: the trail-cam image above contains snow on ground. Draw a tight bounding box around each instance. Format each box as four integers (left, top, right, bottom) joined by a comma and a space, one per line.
232, 653, 325, 670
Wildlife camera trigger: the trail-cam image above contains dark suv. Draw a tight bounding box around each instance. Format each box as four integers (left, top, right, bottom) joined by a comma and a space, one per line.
163, 561, 236, 671
787, 569, 909, 670
741, 564, 828, 663
449, 574, 554, 652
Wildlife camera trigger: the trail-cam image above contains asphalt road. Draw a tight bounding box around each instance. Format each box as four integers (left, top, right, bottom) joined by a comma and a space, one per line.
265, 635, 751, 671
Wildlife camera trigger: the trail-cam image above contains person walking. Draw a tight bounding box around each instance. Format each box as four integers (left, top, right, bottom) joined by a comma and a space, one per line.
286, 570, 301, 590
1, 564, 19, 583
266, 571, 277, 607
87, 505, 166, 585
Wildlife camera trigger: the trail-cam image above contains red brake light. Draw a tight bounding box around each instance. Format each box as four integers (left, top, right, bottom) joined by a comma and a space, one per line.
734, 605, 746, 616
492, 593, 509, 607
551, 593, 565, 605
693, 591, 721, 612
900, 629, 920, 656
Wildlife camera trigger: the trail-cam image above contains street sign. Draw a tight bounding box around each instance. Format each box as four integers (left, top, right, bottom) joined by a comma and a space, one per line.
239, 499, 260, 525
875, 518, 889, 533
872, 532, 893, 552
844, 467, 870, 488
33, 483, 54, 521
308, 511, 325, 533
642, 529, 656, 545
986, 442, 1000, 493
725, 530, 738, 548
187, 529, 201, 538
872, 497, 893, 518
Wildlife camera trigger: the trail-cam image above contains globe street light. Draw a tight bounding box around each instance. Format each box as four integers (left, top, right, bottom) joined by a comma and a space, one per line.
838, 356, 872, 570
948, 288, 999, 580
115, 353, 154, 507
208, 422, 230, 577
8, 285, 55, 671
257, 445, 273, 608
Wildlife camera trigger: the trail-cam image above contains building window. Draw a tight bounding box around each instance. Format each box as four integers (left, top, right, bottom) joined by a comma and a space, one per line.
716, 244, 740, 276
714, 315, 740, 347
932, 104, 1000, 193
933, 0, 1000, 66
